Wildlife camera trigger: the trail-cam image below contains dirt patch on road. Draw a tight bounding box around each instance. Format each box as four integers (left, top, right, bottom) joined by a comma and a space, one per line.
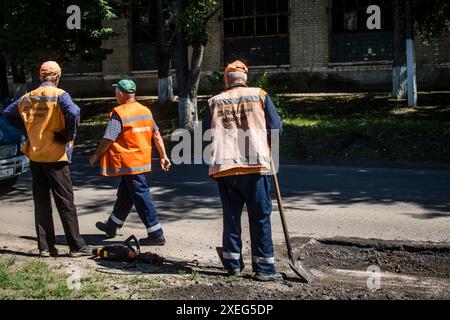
0, 237, 448, 300
153, 237, 449, 300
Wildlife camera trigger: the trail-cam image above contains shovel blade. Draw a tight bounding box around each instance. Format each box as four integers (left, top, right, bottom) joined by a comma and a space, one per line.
289, 260, 314, 284
216, 247, 225, 266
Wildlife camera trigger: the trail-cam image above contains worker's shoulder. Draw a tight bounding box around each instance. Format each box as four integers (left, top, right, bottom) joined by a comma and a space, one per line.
245, 86, 268, 97
44, 86, 67, 96
114, 101, 152, 115
208, 87, 267, 104
134, 101, 153, 115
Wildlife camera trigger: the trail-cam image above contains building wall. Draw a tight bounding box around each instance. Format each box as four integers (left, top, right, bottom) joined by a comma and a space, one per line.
52, 0, 450, 97
416, 34, 450, 90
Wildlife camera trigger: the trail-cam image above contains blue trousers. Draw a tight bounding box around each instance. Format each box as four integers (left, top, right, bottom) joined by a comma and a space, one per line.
108, 173, 163, 237
218, 173, 276, 274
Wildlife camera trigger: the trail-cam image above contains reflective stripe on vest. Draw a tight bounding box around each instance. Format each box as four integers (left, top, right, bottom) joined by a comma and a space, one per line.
99, 102, 154, 177
100, 164, 152, 176
18, 86, 68, 163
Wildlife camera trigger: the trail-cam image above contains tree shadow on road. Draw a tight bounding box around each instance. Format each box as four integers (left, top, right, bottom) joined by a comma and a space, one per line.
2, 155, 449, 222
276, 164, 450, 220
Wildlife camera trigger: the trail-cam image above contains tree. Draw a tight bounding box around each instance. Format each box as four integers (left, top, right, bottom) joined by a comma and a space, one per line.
0, 0, 121, 88
0, 54, 9, 106
0, 8, 9, 104
157, 0, 174, 104
392, 0, 407, 100
172, 0, 219, 129
392, 0, 450, 101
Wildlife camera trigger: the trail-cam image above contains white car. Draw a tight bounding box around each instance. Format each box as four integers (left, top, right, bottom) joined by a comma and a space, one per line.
0, 115, 30, 187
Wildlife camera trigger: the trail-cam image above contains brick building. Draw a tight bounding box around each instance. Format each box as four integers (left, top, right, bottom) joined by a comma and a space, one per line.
27, 0, 450, 97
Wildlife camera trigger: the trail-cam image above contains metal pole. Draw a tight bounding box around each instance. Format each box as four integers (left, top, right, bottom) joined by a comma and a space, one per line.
405, 0, 417, 107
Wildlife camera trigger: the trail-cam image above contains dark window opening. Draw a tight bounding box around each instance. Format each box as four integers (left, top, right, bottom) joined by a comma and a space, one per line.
63, 56, 103, 74
223, 0, 289, 66
131, 0, 158, 71
331, 0, 393, 63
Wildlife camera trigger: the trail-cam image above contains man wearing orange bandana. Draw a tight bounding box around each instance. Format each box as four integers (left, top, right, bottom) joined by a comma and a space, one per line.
203, 60, 283, 281
2, 61, 91, 257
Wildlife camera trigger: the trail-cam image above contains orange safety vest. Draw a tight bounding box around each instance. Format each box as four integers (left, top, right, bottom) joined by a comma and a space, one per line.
100, 102, 154, 177
18, 85, 70, 162
208, 86, 272, 178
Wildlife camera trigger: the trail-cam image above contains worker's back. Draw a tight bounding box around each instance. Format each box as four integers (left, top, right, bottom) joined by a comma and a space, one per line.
208, 85, 271, 177
100, 101, 154, 177
18, 85, 68, 162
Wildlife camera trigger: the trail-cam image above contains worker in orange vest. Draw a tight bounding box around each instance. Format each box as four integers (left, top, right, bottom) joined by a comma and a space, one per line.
2, 61, 92, 257
90, 79, 171, 246
203, 60, 283, 281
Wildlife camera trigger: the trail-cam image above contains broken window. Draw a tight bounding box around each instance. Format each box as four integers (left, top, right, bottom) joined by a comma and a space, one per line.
131, 0, 158, 71
223, 0, 289, 66
331, 0, 393, 63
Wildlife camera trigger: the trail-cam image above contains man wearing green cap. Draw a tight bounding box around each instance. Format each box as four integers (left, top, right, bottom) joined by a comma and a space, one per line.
90, 79, 171, 246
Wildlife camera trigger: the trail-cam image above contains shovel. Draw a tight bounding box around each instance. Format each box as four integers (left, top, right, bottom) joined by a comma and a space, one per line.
271, 160, 314, 283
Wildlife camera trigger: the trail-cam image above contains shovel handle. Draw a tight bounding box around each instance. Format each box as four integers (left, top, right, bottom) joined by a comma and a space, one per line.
271, 160, 295, 262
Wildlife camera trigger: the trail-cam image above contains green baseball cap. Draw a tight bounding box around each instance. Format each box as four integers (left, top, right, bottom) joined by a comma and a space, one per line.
113, 79, 137, 93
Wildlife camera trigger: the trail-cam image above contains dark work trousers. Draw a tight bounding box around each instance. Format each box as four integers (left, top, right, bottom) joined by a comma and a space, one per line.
217, 173, 276, 275
30, 161, 86, 251
107, 173, 164, 237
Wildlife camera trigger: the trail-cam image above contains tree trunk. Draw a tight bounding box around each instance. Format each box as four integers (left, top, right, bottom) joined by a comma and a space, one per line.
405, 0, 417, 107
157, 0, 174, 104
12, 63, 27, 100
158, 76, 174, 103
31, 68, 40, 89
0, 55, 10, 106
173, 0, 190, 128
392, 0, 407, 100
173, 1, 208, 129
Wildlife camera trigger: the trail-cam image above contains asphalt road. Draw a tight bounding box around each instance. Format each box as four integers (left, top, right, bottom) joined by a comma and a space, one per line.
0, 155, 449, 263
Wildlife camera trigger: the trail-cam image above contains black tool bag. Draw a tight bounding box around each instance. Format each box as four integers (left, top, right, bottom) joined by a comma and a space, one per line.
93, 235, 140, 262
93, 235, 165, 265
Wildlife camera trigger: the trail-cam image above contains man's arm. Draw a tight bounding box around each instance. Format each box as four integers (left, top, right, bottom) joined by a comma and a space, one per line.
264, 94, 283, 134
90, 113, 121, 166
90, 138, 114, 166
203, 107, 212, 132
2, 99, 26, 134
153, 129, 171, 172
58, 92, 80, 141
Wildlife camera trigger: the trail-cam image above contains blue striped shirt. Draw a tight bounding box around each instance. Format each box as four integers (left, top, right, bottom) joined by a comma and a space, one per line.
103, 113, 159, 141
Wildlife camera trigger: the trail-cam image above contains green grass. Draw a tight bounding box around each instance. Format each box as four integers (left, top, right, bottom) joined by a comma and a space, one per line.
75, 93, 450, 164
128, 276, 162, 289
0, 256, 107, 300
278, 93, 450, 164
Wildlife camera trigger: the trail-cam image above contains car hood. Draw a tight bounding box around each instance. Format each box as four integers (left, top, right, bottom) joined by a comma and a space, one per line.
0, 116, 21, 145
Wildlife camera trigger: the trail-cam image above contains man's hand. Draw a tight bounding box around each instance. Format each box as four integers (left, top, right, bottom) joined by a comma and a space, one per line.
90, 139, 114, 167
90, 154, 99, 167
160, 157, 171, 172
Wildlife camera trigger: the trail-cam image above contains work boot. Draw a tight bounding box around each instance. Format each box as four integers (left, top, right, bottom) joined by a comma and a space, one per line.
227, 269, 243, 277
70, 245, 94, 257
39, 247, 59, 258
95, 220, 117, 238
226, 259, 245, 277
254, 272, 283, 282
139, 235, 166, 246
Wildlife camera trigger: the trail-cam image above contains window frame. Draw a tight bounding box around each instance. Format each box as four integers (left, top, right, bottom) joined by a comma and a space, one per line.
330, 0, 394, 65
222, 0, 290, 67
130, 0, 159, 71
